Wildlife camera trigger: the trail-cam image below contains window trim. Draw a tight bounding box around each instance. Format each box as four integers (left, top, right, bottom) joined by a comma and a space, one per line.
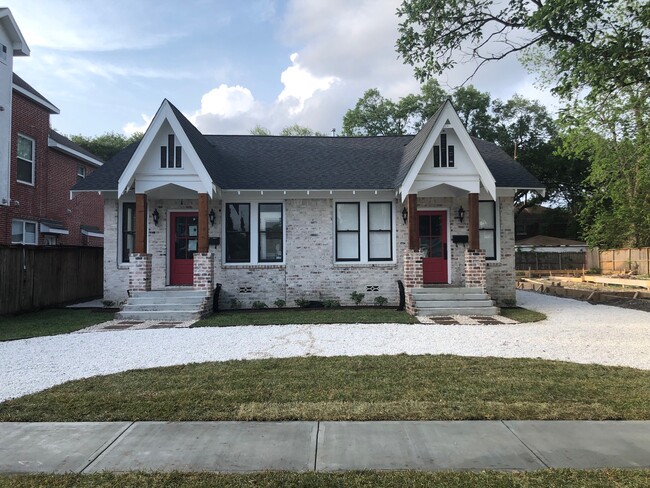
121, 202, 136, 263
367, 201, 393, 262
77, 165, 86, 180
258, 203, 284, 263
335, 202, 361, 262
479, 199, 498, 261
16, 134, 35, 186
11, 219, 38, 245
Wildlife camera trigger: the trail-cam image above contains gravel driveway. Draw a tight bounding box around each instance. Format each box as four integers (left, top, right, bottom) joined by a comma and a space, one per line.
1, 291, 649, 401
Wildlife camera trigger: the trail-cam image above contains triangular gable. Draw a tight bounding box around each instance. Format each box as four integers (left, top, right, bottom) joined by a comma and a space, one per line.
399, 100, 496, 201
118, 100, 216, 197
0, 8, 29, 56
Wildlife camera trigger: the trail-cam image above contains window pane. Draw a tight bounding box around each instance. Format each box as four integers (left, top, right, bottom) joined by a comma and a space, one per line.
11, 221, 22, 243
369, 232, 391, 259
17, 158, 32, 183
368, 202, 391, 230
226, 203, 249, 232
17, 136, 33, 161
480, 229, 496, 259
125, 233, 135, 259
259, 203, 283, 262
336, 203, 358, 231
337, 232, 359, 260
226, 203, 250, 262
479, 202, 495, 229
24, 222, 36, 244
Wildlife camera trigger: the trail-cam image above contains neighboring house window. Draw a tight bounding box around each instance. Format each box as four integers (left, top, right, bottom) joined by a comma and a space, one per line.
259, 203, 283, 262
479, 200, 497, 260
77, 165, 86, 181
226, 203, 251, 263
122, 203, 136, 263
336, 203, 360, 261
11, 220, 37, 245
17, 134, 35, 184
160, 134, 182, 168
368, 202, 392, 261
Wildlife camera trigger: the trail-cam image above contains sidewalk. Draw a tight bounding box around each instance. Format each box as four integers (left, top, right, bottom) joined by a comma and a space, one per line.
2, 421, 649, 474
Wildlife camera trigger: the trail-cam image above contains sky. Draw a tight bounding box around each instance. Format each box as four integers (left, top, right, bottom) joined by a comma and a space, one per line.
6, 0, 558, 138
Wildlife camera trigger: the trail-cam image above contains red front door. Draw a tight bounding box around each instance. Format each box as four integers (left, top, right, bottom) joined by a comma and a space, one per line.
419, 211, 448, 284
170, 212, 198, 286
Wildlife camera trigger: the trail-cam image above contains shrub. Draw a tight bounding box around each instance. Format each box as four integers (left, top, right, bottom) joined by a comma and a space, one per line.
229, 298, 242, 309
252, 301, 268, 309
295, 298, 310, 308
350, 291, 365, 306
374, 296, 388, 306
274, 299, 286, 308
586, 267, 602, 275
101, 300, 115, 308
323, 299, 341, 308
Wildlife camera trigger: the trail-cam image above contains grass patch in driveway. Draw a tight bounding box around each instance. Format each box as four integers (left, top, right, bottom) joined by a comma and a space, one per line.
1, 469, 649, 487
0, 309, 115, 341
500, 307, 547, 323
1, 355, 648, 422
193, 307, 419, 327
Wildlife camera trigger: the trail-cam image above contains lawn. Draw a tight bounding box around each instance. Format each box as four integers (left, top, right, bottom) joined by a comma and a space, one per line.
0, 309, 115, 341
1, 355, 647, 422
500, 307, 547, 322
1, 470, 648, 487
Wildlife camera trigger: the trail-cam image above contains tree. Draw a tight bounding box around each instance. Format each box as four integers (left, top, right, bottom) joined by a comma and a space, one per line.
342, 89, 403, 136
280, 124, 325, 136
396, 0, 650, 100
69, 132, 143, 161
451, 86, 496, 140
250, 125, 271, 136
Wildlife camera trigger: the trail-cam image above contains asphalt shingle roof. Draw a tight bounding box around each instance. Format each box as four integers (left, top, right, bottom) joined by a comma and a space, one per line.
49, 130, 104, 165
12, 73, 59, 113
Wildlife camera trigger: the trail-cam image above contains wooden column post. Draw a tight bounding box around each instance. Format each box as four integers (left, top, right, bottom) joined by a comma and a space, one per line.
135, 193, 147, 254
407, 193, 418, 251
198, 193, 209, 253
468, 192, 479, 250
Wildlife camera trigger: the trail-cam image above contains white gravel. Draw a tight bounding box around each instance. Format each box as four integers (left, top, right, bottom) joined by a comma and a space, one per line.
1, 290, 649, 401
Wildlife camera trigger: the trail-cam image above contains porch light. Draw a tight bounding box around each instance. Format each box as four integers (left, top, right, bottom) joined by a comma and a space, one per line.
401, 206, 408, 224
209, 208, 216, 226
457, 206, 465, 223
152, 208, 160, 226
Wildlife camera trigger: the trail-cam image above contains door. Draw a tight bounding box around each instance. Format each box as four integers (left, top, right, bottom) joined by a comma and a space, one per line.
170, 212, 198, 285
419, 211, 448, 284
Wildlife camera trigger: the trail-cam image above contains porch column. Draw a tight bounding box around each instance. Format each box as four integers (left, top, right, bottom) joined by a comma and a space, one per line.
198, 193, 209, 253
407, 193, 418, 251
468, 192, 479, 250
135, 193, 147, 253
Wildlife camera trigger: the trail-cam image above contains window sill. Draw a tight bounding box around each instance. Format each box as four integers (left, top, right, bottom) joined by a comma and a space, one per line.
16, 180, 35, 187
334, 261, 396, 268
222, 263, 286, 270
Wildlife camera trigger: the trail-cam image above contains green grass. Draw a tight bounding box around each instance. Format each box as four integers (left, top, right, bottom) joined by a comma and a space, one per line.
500, 307, 547, 322
1, 470, 648, 487
2, 355, 648, 422
193, 307, 419, 327
0, 309, 115, 341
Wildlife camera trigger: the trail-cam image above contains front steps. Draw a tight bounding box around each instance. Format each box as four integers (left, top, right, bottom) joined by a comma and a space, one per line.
116, 289, 209, 321
410, 287, 499, 316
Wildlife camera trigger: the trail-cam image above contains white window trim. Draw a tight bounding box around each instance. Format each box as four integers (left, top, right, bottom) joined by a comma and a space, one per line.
17, 134, 35, 186
333, 199, 397, 265
479, 199, 501, 262
117, 199, 136, 268
11, 219, 38, 245
222, 201, 286, 266
77, 165, 86, 179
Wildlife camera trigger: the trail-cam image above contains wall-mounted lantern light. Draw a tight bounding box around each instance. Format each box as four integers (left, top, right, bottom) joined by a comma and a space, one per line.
152, 208, 160, 226
209, 209, 216, 226
401, 207, 408, 224
457, 206, 465, 224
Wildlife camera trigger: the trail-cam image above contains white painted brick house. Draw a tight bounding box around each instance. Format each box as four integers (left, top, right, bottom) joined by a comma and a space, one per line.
73, 99, 543, 317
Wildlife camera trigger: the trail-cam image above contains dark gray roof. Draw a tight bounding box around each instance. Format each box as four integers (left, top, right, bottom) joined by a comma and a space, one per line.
12, 73, 59, 114
74, 100, 543, 193
49, 130, 104, 165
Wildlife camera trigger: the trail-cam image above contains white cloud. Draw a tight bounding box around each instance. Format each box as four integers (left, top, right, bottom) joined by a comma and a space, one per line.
123, 114, 152, 136
278, 53, 339, 115
196, 84, 256, 118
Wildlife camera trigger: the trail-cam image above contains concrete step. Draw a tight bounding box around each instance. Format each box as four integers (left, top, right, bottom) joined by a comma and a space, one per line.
131, 289, 208, 298
127, 297, 206, 305
416, 306, 500, 316
410, 293, 489, 301
411, 287, 484, 295
121, 304, 205, 312
115, 310, 203, 321
414, 299, 495, 309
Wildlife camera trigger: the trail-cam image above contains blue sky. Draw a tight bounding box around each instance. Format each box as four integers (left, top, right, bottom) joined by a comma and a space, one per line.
6, 0, 556, 137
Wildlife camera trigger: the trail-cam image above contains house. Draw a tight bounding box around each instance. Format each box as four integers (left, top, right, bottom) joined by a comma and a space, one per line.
73, 98, 543, 318
0, 9, 105, 247
515, 235, 588, 254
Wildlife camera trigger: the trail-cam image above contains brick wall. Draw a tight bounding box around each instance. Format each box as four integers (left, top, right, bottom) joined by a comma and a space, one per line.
485, 196, 516, 305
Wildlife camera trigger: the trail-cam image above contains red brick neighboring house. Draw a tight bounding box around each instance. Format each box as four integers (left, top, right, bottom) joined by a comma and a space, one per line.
0, 74, 104, 247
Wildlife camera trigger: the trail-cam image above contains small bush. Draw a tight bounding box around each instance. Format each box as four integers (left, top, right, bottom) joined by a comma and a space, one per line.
501, 298, 516, 307
323, 299, 341, 308
374, 296, 388, 306
252, 301, 268, 309
586, 267, 602, 275
230, 298, 242, 309
350, 291, 365, 306
101, 300, 115, 307
295, 298, 310, 308
274, 299, 286, 308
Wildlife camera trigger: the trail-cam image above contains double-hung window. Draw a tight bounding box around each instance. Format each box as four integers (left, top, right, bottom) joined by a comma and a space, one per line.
121, 203, 136, 263
336, 203, 360, 261
17, 134, 35, 184
479, 200, 497, 260
226, 203, 251, 263
11, 220, 37, 245
368, 202, 392, 260
258, 203, 283, 262
225, 203, 284, 264
336, 201, 394, 263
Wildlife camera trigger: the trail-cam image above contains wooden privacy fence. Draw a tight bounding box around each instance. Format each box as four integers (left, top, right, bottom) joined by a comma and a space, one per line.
594, 247, 650, 275
515, 251, 586, 271
0, 246, 103, 315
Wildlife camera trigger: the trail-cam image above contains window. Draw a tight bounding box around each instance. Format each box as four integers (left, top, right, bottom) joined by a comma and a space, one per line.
121, 203, 135, 263
368, 202, 392, 261
11, 220, 37, 245
433, 133, 455, 168
17, 134, 35, 184
336, 203, 360, 261
160, 134, 182, 168
77, 165, 86, 181
225, 203, 251, 263
479, 201, 497, 259
259, 203, 283, 262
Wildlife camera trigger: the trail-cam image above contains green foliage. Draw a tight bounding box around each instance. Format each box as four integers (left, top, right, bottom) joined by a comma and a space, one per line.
69, 131, 143, 162
0, 309, 115, 341
280, 124, 325, 136
374, 296, 388, 306
322, 299, 341, 308
350, 291, 365, 306
273, 299, 286, 308
295, 298, 310, 308
251, 301, 268, 309
249, 125, 271, 136
229, 298, 242, 310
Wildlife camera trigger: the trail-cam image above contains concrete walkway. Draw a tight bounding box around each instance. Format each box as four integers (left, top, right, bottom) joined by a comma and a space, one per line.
1, 421, 649, 473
